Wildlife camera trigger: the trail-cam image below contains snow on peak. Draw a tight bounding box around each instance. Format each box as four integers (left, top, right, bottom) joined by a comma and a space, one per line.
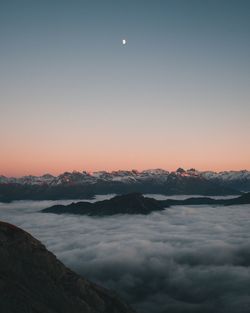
0, 168, 249, 186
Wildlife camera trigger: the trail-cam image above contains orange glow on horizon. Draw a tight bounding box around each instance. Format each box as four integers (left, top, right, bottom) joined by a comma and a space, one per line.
1, 115, 249, 177
1, 161, 250, 178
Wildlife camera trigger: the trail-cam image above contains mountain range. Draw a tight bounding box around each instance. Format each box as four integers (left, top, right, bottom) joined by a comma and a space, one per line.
1, 168, 250, 202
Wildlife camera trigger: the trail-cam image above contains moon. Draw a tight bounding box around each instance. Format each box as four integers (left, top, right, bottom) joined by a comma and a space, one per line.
122, 39, 127, 45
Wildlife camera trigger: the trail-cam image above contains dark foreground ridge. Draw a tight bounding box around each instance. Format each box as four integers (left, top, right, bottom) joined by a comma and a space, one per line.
42, 192, 250, 216
0, 221, 135, 313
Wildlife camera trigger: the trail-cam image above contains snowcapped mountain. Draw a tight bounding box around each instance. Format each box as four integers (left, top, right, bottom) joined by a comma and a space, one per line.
1, 168, 250, 188
200, 170, 250, 191
0, 168, 249, 202
201, 170, 250, 181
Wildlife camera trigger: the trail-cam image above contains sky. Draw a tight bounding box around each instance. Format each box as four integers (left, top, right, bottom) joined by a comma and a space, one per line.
0, 0, 250, 176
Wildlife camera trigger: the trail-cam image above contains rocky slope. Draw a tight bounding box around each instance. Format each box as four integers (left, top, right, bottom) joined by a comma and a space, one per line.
0, 221, 135, 313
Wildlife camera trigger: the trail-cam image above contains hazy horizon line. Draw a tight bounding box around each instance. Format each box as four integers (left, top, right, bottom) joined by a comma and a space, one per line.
1, 167, 250, 178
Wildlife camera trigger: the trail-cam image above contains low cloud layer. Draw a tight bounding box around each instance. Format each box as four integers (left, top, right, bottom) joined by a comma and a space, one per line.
0, 196, 250, 313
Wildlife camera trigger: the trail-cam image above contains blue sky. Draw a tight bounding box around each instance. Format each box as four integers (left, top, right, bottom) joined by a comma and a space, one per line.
0, 0, 250, 175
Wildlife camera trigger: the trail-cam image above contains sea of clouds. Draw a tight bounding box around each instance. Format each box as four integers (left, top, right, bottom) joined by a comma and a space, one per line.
0, 194, 250, 313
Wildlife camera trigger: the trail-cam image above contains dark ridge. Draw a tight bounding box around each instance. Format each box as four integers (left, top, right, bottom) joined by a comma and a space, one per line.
42, 193, 250, 216
160, 192, 250, 207
42, 193, 164, 216
0, 183, 94, 202
0, 221, 136, 313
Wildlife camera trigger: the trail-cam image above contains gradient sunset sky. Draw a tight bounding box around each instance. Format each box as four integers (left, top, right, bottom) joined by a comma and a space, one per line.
1, 0, 250, 176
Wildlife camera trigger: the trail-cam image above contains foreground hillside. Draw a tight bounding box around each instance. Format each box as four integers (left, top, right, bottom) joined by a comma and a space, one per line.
0, 221, 135, 313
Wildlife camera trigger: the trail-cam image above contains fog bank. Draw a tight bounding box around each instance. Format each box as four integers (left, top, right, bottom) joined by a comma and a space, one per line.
0, 196, 250, 313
